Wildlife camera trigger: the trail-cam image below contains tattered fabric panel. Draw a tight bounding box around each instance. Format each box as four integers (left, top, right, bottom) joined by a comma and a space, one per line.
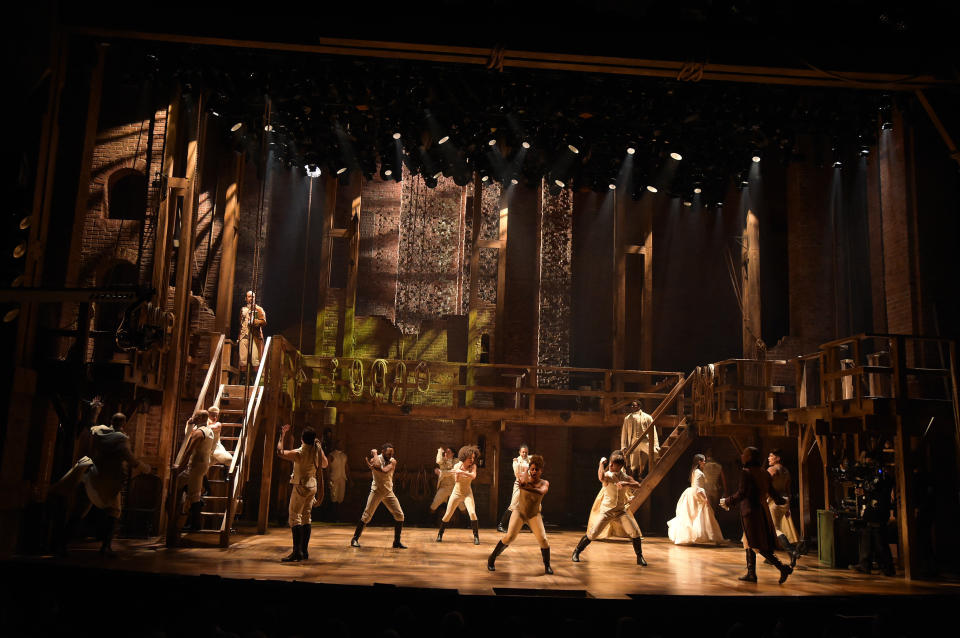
538, 182, 573, 388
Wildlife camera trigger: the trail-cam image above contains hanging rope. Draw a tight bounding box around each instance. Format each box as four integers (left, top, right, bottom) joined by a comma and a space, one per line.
391, 360, 407, 405
369, 359, 389, 401
349, 359, 364, 397
414, 360, 431, 393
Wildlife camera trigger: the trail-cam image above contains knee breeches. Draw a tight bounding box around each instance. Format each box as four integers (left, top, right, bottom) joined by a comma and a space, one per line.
360, 489, 404, 523
501, 510, 549, 548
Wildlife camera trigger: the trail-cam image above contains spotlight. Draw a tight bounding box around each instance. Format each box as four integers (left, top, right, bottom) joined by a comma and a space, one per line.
608, 183, 616, 190
438, 136, 449, 145
568, 144, 579, 154
646, 185, 657, 193
833, 160, 843, 168
433, 171, 443, 180
693, 187, 702, 194
488, 138, 497, 146
3, 307, 19, 323
683, 201, 692, 207
860, 146, 870, 157
881, 121, 893, 131
210, 111, 220, 117
336, 167, 347, 175
384, 169, 393, 177
670, 152, 683, 161
230, 122, 243, 132
13, 242, 26, 258
555, 179, 566, 188
751, 155, 761, 163
521, 141, 531, 149
741, 179, 749, 186
716, 202, 724, 208
393, 132, 402, 140
19, 217, 30, 230
510, 178, 518, 185
626, 147, 636, 155
305, 164, 321, 178
264, 124, 274, 132
481, 175, 489, 182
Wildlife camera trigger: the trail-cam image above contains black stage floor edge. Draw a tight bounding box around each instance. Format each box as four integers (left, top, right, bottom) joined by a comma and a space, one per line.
1, 561, 954, 638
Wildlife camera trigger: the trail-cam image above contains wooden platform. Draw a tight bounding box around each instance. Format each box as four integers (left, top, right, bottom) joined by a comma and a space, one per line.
27, 526, 959, 600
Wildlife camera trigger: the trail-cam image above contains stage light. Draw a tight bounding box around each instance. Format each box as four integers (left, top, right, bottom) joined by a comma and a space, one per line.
481, 175, 489, 182
646, 185, 657, 193
3, 307, 19, 323
626, 147, 636, 155
384, 169, 393, 177
511, 178, 518, 185
19, 217, 30, 230
488, 138, 497, 146
521, 141, 531, 149
555, 179, 566, 188
210, 111, 219, 117
230, 122, 243, 132
741, 179, 749, 186
608, 183, 616, 190
751, 155, 761, 163
264, 124, 274, 132
693, 187, 702, 194
683, 201, 692, 207
568, 144, 579, 154
393, 132, 402, 140
670, 152, 682, 161
305, 164, 321, 177
13, 242, 26, 258
438, 136, 449, 145
336, 167, 347, 175
860, 146, 870, 156
11, 274, 24, 287
433, 171, 443, 180
716, 202, 724, 208
833, 160, 843, 168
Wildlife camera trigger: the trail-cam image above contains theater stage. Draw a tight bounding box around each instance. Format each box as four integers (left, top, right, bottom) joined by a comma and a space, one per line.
24, 526, 958, 599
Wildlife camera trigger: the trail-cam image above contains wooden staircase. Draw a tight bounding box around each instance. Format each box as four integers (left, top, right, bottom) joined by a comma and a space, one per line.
624, 372, 697, 512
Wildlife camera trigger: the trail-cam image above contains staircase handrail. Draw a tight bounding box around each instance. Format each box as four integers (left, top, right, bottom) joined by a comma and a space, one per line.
172, 333, 225, 471
229, 336, 272, 477
623, 370, 694, 457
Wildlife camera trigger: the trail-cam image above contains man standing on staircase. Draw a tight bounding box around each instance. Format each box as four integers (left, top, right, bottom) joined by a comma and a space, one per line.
351, 443, 406, 549
277, 424, 328, 562
238, 290, 266, 383
621, 400, 659, 479
179, 410, 216, 532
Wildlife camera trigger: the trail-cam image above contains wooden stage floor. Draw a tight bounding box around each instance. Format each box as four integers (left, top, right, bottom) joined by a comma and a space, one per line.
32, 525, 960, 600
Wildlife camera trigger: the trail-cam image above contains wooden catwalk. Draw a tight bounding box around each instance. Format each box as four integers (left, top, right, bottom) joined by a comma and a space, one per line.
31, 526, 959, 599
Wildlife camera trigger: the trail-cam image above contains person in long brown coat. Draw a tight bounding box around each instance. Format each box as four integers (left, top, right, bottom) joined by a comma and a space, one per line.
721, 447, 793, 584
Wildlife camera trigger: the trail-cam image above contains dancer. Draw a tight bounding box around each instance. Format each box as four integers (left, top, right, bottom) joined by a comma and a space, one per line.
702, 449, 726, 513
207, 407, 232, 466
571, 451, 647, 566
351, 443, 406, 549
178, 410, 216, 532
326, 441, 349, 522
496, 444, 531, 533
428, 446, 464, 523
276, 424, 328, 562
488, 454, 552, 574
621, 401, 659, 478
238, 290, 266, 381
767, 449, 800, 566
666, 454, 724, 545
436, 445, 481, 545
720, 447, 793, 584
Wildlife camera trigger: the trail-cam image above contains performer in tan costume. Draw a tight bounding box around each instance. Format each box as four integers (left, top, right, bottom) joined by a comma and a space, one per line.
178, 410, 216, 532
437, 445, 481, 545
572, 451, 648, 566
351, 443, 406, 549
277, 424, 328, 562
238, 290, 266, 378
496, 444, 530, 532
767, 449, 800, 566
429, 446, 464, 521
487, 454, 553, 574
621, 400, 659, 477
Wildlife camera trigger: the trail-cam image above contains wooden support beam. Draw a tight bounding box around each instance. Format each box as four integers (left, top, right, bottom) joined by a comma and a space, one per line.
161, 96, 203, 543
797, 424, 810, 537
314, 175, 337, 357
612, 190, 626, 384
893, 416, 917, 580
258, 343, 282, 533
640, 205, 653, 372
214, 152, 244, 337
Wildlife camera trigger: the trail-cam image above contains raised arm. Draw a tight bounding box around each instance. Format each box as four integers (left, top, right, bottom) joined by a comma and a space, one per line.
276, 424, 301, 461
456, 463, 477, 481
597, 458, 609, 483
519, 478, 550, 496
318, 444, 329, 469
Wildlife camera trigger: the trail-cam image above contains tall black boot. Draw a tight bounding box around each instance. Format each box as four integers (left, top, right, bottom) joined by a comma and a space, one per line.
393, 521, 407, 549
282, 527, 303, 562
760, 550, 792, 584
437, 520, 447, 542
632, 537, 647, 566
739, 548, 758, 582
541, 547, 554, 574
571, 535, 591, 562
99, 516, 117, 556
183, 501, 203, 532
487, 540, 507, 571
300, 524, 312, 559
471, 519, 480, 545
778, 534, 799, 568
497, 509, 511, 533
350, 521, 365, 547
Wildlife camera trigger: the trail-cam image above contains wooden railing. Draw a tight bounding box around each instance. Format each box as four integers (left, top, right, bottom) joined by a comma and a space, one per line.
625, 370, 694, 462
301, 355, 686, 425
221, 336, 272, 546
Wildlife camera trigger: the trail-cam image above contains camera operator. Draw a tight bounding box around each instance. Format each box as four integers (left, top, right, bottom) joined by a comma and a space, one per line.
853, 448, 896, 576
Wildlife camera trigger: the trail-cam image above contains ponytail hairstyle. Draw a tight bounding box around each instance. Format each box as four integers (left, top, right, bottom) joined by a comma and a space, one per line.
691, 453, 706, 483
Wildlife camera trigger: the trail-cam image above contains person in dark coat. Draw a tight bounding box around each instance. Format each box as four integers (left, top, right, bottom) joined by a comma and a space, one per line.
721, 447, 793, 583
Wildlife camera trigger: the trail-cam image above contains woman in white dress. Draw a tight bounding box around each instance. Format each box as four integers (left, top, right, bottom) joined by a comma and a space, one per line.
667, 454, 724, 545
